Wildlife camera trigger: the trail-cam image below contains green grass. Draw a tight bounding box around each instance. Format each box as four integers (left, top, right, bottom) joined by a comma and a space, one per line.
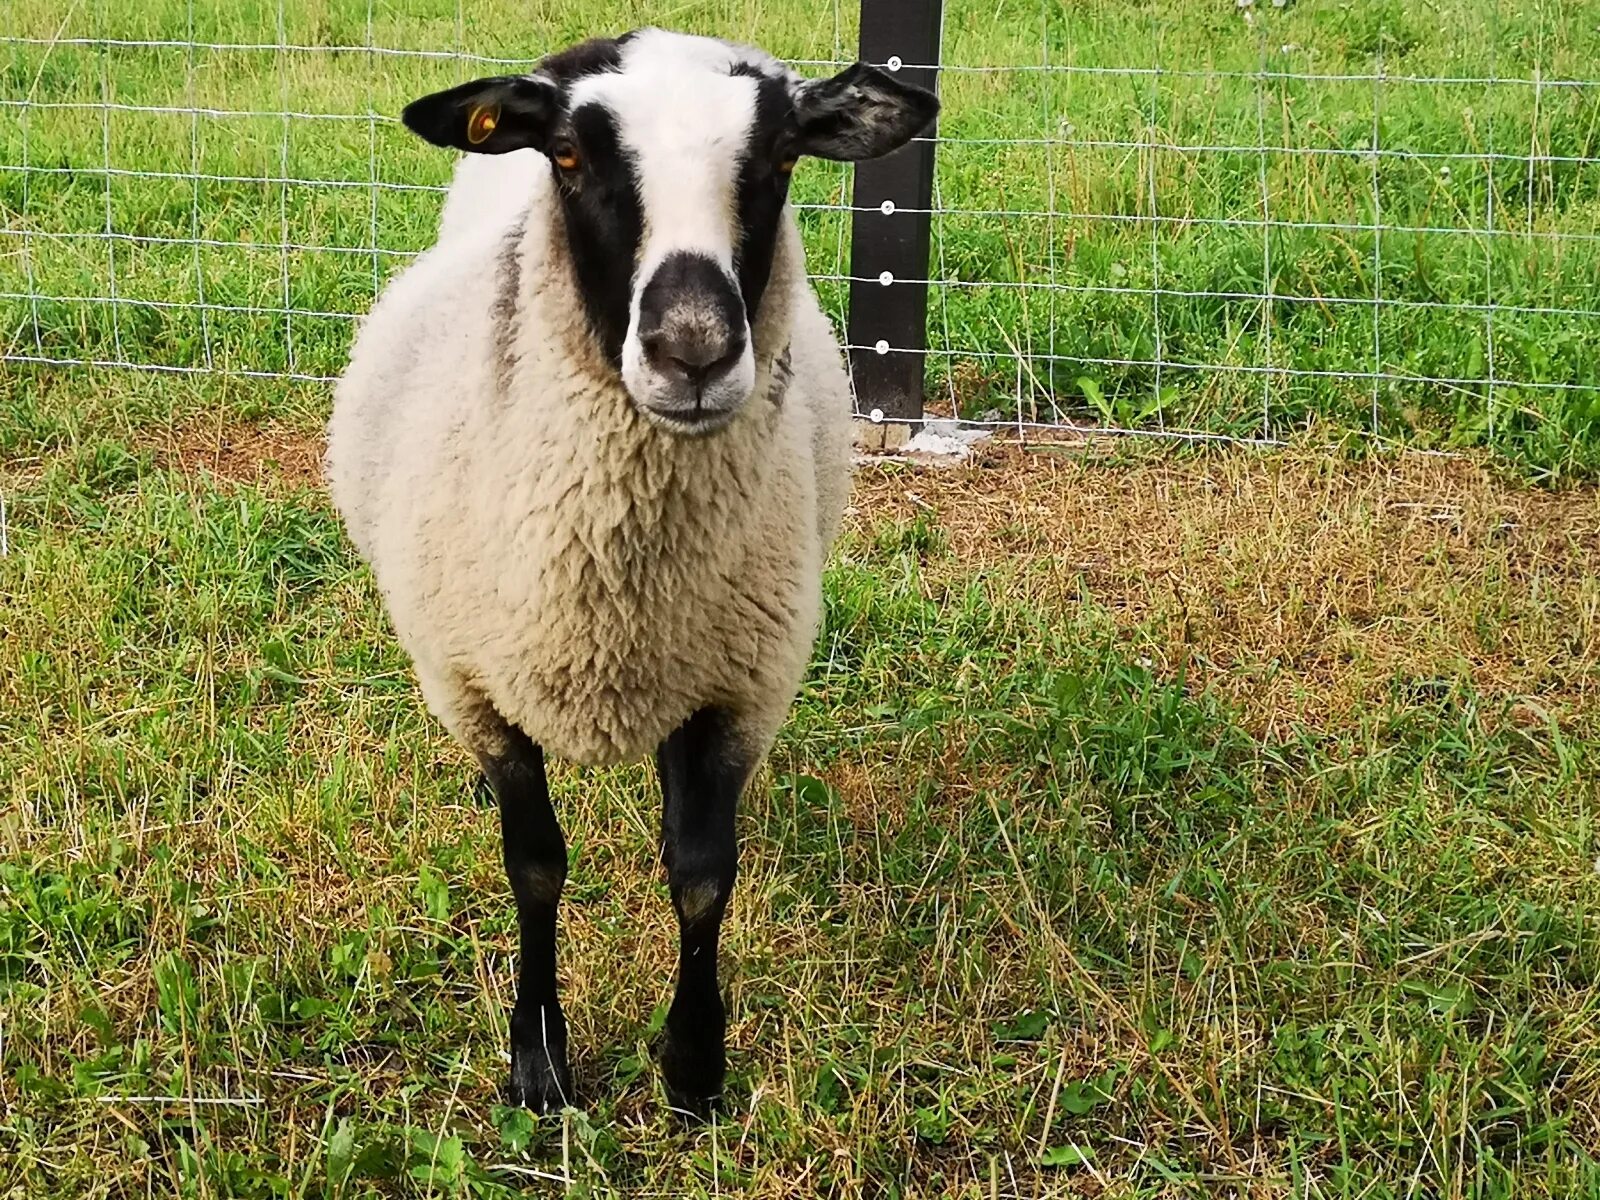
2, 393, 1599, 1194
4, 1, 1600, 1195
4, 0, 1600, 474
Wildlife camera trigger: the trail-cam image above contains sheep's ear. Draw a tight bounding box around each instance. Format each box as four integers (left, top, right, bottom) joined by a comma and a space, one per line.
790, 63, 939, 162
401, 75, 559, 154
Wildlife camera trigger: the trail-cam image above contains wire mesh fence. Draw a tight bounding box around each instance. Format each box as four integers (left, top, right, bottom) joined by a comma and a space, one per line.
0, 3, 856, 391
3, 1, 1599, 469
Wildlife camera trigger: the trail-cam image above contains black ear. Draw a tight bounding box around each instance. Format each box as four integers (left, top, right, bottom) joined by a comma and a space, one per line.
791, 63, 939, 162
401, 75, 559, 154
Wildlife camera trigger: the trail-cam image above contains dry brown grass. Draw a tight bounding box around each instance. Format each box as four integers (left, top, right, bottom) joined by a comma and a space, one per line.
849, 441, 1600, 738
143, 416, 1600, 740
150, 416, 326, 491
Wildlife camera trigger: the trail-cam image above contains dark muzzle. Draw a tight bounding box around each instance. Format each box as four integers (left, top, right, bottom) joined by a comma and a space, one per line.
636, 251, 747, 392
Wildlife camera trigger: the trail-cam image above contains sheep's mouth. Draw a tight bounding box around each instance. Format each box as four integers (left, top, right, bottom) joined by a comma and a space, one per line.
638, 401, 740, 437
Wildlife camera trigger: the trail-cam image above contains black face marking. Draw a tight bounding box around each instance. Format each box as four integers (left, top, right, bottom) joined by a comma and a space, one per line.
405, 37, 939, 378
554, 102, 643, 365
732, 72, 797, 323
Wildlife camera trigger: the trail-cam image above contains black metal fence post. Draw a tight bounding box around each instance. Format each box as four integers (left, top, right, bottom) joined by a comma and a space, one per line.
846, 0, 942, 431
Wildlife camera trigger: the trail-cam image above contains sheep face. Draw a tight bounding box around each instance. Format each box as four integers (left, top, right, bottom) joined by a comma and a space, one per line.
401, 28, 938, 436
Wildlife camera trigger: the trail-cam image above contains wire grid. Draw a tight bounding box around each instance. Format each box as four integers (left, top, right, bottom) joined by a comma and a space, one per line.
908, 0, 1600, 444
0, 9, 861, 388
3, 2, 1599, 448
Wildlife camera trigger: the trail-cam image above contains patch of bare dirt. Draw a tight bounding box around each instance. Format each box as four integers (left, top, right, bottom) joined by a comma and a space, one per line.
152, 418, 325, 489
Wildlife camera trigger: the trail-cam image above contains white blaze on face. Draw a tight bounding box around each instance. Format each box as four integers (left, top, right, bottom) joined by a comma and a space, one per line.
569, 32, 771, 426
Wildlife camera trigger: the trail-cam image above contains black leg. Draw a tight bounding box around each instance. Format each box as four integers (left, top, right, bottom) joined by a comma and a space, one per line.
654, 708, 752, 1118
482, 730, 572, 1112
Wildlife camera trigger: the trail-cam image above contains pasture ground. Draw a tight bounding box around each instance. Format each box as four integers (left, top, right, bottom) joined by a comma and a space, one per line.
4, 0, 1600, 1195
2, 370, 1598, 1197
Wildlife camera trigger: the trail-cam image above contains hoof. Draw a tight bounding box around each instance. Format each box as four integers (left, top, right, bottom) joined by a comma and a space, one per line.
656, 1031, 725, 1121
508, 1042, 572, 1114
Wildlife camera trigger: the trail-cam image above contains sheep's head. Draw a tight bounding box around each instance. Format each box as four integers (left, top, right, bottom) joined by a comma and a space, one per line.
401, 28, 938, 435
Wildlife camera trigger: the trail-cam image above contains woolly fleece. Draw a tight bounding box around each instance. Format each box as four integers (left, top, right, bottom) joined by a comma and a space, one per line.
325, 149, 852, 767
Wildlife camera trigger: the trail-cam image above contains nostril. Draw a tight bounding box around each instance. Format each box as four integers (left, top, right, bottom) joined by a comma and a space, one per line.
704, 343, 743, 380
646, 335, 744, 388
666, 354, 710, 387
640, 330, 672, 370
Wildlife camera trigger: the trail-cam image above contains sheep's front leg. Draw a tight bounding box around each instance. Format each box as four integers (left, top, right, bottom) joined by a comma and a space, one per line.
655, 708, 751, 1117
481, 730, 573, 1112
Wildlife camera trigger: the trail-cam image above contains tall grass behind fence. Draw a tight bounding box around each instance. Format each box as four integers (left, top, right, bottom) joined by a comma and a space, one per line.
4, 0, 1600, 474
912, 0, 1600, 473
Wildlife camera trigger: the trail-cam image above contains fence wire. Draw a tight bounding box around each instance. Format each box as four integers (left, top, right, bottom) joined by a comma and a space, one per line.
3, 2, 1599, 452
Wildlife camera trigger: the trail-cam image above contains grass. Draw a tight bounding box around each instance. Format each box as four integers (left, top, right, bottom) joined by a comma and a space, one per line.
2, 374, 1599, 1195
3, 0, 1600, 474
4, 0, 1600, 1195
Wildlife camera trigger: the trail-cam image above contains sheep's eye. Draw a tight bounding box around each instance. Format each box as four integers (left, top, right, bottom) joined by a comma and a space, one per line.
553, 142, 581, 171
777, 157, 797, 176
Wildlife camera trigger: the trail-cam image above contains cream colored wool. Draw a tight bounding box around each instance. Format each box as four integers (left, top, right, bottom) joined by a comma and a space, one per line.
326, 150, 851, 767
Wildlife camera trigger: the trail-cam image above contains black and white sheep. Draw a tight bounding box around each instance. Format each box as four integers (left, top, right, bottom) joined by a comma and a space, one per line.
325, 28, 937, 1115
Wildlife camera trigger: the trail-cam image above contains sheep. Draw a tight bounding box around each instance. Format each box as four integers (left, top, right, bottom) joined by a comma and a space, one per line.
324, 27, 938, 1117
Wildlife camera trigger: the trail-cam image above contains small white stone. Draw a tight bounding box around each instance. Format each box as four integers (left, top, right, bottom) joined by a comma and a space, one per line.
904, 419, 993, 459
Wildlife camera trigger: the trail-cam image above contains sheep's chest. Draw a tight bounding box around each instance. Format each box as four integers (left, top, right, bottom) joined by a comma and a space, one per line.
462, 463, 813, 768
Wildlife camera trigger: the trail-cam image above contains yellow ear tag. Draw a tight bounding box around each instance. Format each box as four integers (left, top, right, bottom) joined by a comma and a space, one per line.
466, 102, 500, 145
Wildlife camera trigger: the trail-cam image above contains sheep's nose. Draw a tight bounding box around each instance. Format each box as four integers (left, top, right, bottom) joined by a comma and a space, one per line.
635, 250, 748, 390
642, 329, 743, 389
